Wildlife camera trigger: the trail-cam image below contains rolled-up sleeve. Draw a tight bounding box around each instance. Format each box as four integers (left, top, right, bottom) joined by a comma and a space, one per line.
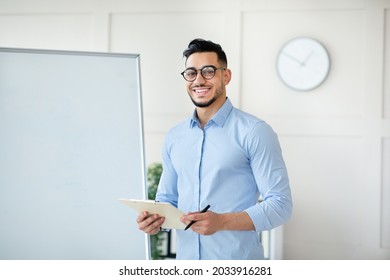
244, 122, 293, 232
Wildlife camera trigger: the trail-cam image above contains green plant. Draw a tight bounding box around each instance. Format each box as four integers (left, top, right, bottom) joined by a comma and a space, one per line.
147, 162, 164, 260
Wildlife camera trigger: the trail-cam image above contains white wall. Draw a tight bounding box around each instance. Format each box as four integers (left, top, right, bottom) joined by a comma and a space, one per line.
0, 0, 389, 259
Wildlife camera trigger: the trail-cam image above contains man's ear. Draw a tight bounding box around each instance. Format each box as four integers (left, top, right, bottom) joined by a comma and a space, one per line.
224, 68, 232, 85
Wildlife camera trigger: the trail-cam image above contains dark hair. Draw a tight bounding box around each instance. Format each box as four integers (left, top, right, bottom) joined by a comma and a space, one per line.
183, 38, 228, 66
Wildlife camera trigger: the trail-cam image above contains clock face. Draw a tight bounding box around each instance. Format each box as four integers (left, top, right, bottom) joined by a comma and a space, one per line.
276, 37, 330, 91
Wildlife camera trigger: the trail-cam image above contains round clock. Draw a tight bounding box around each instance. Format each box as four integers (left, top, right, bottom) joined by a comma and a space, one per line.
276, 37, 330, 91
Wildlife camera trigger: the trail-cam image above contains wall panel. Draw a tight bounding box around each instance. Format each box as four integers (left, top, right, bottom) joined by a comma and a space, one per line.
241, 9, 365, 118
281, 136, 364, 259
0, 14, 94, 50
381, 138, 390, 249
381, 6, 390, 252
384, 9, 390, 118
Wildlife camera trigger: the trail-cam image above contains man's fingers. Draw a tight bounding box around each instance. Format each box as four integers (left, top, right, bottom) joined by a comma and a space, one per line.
136, 211, 149, 223
138, 213, 165, 234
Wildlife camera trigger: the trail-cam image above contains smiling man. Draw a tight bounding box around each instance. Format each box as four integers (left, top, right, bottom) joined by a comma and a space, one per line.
137, 38, 293, 260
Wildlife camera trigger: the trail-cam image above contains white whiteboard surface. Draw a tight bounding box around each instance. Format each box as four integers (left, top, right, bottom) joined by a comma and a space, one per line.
0, 48, 148, 259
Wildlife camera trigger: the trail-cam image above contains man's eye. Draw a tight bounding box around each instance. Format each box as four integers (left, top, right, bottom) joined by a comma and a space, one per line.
186, 71, 196, 77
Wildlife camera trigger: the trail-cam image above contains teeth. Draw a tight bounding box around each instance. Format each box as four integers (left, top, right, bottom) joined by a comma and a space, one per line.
195, 89, 208, 93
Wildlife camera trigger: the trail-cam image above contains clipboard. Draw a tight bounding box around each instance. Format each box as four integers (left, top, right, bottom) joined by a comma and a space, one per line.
119, 199, 185, 229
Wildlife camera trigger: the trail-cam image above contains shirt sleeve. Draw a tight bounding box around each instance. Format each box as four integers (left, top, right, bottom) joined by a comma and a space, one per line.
155, 134, 179, 208
244, 121, 293, 232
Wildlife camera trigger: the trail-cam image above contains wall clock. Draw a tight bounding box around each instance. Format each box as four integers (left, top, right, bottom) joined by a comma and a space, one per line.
276, 37, 330, 91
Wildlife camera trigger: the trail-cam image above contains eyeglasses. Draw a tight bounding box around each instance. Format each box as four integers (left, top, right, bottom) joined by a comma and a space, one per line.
180, 65, 226, 82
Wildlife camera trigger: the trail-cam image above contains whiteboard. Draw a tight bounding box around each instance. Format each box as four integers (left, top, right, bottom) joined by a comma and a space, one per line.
0, 48, 148, 259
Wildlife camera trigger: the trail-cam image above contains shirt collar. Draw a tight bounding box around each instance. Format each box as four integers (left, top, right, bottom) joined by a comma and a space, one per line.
189, 97, 233, 128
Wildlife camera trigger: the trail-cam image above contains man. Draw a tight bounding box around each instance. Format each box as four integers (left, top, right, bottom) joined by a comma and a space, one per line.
137, 38, 292, 259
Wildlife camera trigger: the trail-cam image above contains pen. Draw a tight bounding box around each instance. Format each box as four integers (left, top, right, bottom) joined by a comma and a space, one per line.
184, 205, 210, 231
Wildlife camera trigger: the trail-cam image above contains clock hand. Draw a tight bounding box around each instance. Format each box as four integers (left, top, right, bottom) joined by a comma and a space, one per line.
282, 52, 304, 66
302, 51, 314, 66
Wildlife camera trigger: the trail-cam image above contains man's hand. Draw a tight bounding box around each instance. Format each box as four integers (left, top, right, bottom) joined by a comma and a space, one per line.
136, 211, 165, 235
180, 210, 222, 235
180, 211, 255, 235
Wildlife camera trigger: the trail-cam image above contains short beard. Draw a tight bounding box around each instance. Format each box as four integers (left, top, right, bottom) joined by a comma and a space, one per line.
190, 96, 217, 108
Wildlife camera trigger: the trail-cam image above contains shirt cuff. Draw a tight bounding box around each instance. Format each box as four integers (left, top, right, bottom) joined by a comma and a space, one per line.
244, 206, 263, 232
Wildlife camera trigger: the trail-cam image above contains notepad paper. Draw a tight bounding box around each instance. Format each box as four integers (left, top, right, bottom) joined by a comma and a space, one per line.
119, 199, 185, 229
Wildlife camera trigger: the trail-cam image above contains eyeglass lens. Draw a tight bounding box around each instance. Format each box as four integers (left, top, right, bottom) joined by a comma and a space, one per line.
182, 66, 218, 82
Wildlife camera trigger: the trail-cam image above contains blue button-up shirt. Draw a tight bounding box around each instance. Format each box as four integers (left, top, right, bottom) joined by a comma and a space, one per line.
156, 98, 292, 259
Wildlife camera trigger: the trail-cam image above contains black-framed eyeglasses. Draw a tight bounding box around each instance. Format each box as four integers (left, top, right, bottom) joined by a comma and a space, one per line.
180, 65, 226, 82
